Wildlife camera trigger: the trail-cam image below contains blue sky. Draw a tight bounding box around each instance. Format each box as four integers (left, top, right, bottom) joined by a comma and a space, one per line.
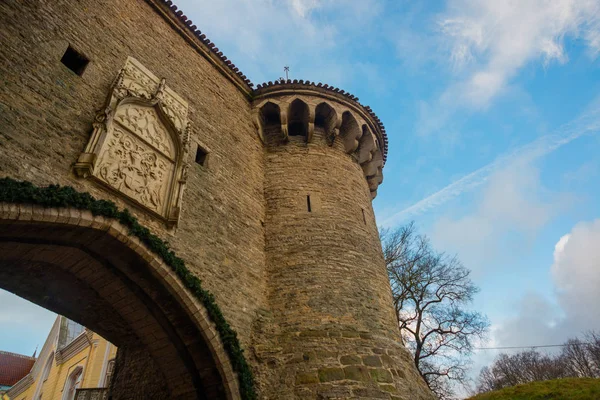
2, 0, 600, 393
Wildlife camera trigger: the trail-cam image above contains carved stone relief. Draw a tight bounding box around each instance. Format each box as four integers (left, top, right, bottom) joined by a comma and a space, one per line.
74, 57, 190, 225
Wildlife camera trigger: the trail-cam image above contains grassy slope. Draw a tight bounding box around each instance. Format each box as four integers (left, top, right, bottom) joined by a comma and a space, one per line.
468, 378, 600, 400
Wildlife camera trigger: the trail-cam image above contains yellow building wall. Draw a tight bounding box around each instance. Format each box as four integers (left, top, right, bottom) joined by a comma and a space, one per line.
12, 332, 117, 400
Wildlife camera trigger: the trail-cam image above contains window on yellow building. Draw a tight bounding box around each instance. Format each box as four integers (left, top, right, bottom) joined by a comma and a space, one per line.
65, 320, 84, 345
62, 366, 83, 400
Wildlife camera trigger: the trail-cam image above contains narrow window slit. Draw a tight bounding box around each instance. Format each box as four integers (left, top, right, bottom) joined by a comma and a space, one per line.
307, 195, 312, 212
362, 208, 366, 224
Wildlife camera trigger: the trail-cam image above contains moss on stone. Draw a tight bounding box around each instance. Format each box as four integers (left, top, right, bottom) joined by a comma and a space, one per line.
363, 355, 383, 367
370, 368, 394, 383
318, 367, 345, 382
340, 355, 362, 365
295, 372, 319, 385
380, 384, 398, 393
343, 366, 370, 382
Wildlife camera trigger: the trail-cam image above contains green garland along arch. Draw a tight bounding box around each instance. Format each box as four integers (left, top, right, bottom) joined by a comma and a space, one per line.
0, 177, 257, 400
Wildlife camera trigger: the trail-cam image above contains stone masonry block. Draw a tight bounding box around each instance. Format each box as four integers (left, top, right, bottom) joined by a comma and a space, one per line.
318, 367, 345, 383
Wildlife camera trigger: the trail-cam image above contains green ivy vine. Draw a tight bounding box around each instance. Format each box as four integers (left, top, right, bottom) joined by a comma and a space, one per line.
0, 177, 257, 399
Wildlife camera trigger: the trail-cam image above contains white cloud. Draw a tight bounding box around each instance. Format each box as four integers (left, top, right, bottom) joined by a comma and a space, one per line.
416, 0, 600, 136
381, 96, 600, 227
290, 0, 321, 17
430, 160, 568, 270
440, 0, 600, 107
482, 220, 600, 357
173, 0, 382, 84
551, 220, 600, 324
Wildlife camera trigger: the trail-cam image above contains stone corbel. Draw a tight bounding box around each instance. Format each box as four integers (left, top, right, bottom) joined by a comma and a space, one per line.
280, 108, 289, 142
327, 118, 342, 146
307, 107, 315, 143
362, 149, 383, 177
357, 129, 376, 165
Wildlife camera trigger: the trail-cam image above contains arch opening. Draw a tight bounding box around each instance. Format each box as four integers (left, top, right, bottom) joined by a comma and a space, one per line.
288, 99, 309, 137
259, 102, 284, 145
314, 103, 337, 137
0, 208, 239, 400
260, 101, 281, 129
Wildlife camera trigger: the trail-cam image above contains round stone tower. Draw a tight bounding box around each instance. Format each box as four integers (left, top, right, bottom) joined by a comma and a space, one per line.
253, 81, 433, 399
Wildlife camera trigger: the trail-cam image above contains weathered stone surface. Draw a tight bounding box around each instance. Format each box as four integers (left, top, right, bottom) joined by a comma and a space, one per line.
340, 355, 363, 365
353, 387, 391, 399
295, 372, 319, 385
370, 368, 394, 383
344, 366, 371, 382
363, 355, 383, 367
318, 368, 345, 382
379, 384, 398, 393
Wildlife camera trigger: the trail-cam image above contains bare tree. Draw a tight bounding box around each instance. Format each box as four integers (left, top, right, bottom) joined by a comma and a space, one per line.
476, 350, 569, 393
583, 331, 600, 374
476, 331, 600, 393
381, 222, 489, 399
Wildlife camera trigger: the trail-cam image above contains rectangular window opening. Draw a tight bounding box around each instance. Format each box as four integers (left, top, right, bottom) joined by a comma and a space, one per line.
307, 195, 312, 212
61, 45, 89, 76
362, 208, 366, 225
195, 145, 208, 166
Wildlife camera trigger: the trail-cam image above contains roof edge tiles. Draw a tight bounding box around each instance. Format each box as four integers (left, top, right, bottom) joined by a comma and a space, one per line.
148, 0, 389, 163
148, 0, 254, 94
0, 350, 35, 387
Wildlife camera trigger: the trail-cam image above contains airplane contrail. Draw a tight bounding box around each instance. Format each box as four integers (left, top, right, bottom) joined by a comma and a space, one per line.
381, 97, 600, 227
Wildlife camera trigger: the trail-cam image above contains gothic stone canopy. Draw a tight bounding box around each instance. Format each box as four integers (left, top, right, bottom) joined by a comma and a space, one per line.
74, 57, 191, 225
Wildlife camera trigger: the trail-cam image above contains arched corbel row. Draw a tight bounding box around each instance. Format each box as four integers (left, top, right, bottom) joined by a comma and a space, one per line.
253, 95, 386, 198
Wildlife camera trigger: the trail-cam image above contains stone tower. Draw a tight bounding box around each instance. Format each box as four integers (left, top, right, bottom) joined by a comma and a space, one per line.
253, 83, 431, 399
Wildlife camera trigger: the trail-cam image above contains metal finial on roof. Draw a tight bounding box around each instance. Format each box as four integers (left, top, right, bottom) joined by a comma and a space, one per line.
284, 66, 290, 80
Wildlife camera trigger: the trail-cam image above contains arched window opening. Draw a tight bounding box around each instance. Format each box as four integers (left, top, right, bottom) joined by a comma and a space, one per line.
62, 366, 83, 400
260, 102, 281, 129
66, 320, 84, 345
314, 103, 337, 136
288, 99, 309, 137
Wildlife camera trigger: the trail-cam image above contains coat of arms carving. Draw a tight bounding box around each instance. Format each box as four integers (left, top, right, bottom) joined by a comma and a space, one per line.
74, 57, 190, 226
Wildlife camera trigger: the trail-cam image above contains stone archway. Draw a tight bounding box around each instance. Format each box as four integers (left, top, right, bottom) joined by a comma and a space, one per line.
0, 203, 241, 399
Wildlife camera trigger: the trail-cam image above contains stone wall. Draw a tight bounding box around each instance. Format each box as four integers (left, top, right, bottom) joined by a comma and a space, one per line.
0, 0, 267, 350
110, 345, 171, 400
